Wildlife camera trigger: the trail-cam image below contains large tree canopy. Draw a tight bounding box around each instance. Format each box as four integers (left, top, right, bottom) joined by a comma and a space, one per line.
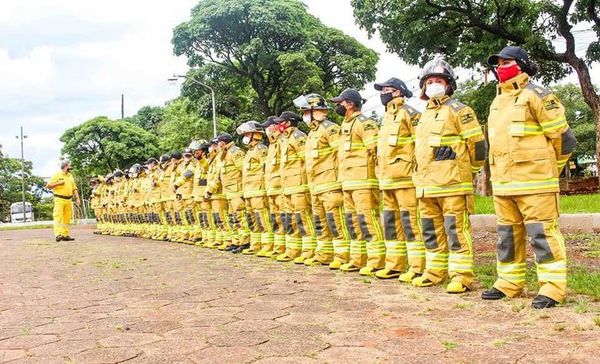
60, 116, 160, 178
0, 157, 45, 222
352, 0, 600, 168
172, 0, 379, 117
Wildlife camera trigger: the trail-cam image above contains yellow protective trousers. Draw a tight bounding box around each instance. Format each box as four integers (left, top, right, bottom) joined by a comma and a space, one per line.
418, 195, 474, 288
283, 192, 316, 259
311, 190, 350, 264
343, 189, 385, 269
245, 196, 273, 252
211, 198, 230, 246
164, 200, 176, 240
381, 188, 426, 273
493, 193, 567, 303
155, 202, 168, 240
198, 200, 214, 245
227, 197, 250, 247
53, 197, 72, 237
268, 194, 285, 255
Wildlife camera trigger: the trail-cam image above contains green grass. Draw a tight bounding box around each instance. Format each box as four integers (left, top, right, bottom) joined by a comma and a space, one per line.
0, 224, 53, 231
474, 194, 600, 214
475, 262, 600, 300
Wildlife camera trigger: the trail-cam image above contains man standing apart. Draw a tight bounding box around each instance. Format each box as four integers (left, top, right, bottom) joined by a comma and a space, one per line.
46, 159, 80, 242
482, 46, 575, 308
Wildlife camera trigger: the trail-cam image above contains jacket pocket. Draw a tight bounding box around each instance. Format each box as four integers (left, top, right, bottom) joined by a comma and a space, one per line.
342, 158, 368, 180
389, 154, 414, 177
510, 148, 555, 181
428, 159, 461, 186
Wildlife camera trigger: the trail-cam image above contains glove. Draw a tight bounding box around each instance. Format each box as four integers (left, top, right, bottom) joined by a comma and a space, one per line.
435, 146, 457, 161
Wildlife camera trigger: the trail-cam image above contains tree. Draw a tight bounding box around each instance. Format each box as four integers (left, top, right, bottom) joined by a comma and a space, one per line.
0, 157, 46, 222
60, 116, 160, 179
127, 105, 165, 133
172, 0, 379, 117
352, 0, 600, 170
157, 97, 234, 152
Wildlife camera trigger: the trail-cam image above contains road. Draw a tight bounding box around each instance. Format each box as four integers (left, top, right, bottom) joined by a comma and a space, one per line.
1, 226, 599, 363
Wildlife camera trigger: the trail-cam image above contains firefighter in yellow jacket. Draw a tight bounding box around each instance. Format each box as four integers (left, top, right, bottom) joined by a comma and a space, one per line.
330, 89, 384, 275
214, 133, 250, 252
189, 140, 210, 245
236, 121, 272, 255
482, 46, 575, 308
294, 93, 350, 268
90, 177, 103, 234
260, 116, 286, 258
373, 78, 426, 281
172, 148, 198, 244
46, 159, 81, 242
412, 59, 487, 293
274, 111, 317, 263
204, 138, 230, 249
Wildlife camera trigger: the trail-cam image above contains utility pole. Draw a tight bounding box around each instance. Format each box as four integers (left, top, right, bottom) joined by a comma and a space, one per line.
15, 126, 28, 223
168, 74, 218, 138
121, 94, 125, 119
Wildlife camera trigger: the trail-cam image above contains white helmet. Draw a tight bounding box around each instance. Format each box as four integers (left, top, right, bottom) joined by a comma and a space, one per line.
235, 121, 264, 135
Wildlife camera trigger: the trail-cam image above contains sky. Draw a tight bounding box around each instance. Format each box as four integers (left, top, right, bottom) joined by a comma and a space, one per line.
0, 0, 598, 178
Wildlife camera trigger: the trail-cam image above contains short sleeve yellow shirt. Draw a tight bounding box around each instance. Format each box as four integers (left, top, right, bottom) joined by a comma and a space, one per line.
49, 171, 77, 197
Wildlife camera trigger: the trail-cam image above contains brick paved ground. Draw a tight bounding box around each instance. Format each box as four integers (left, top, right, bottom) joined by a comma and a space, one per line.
1, 226, 599, 363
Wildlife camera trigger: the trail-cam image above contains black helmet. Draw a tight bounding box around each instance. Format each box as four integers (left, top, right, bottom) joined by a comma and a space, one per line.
159, 154, 170, 163
146, 157, 159, 165
419, 59, 457, 95
200, 142, 210, 153
487, 46, 538, 77
113, 169, 123, 178
260, 115, 279, 128
273, 111, 301, 126
171, 151, 182, 160
217, 133, 234, 143
293, 93, 329, 110
330, 88, 367, 108
374, 77, 413, 98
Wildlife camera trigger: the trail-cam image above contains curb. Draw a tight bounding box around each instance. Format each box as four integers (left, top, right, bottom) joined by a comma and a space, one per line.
470, 214, 600, 233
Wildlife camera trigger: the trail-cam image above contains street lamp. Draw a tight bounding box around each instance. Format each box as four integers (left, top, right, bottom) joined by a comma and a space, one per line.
168, 74, 217, 138
15, 126, 28, 223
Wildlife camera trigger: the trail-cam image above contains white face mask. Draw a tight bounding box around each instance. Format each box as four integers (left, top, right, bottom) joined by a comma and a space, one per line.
242, 136, 251, 145
425, 82, 446, 99
302, 114, 312, 123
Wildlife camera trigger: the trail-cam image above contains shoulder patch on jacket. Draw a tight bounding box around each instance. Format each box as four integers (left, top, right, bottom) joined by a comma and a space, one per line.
321, 120, 336, 129
293, 129, 307, 139
402, 104, 421, 125
525, 83, 552, 99
444, 98, 467, 113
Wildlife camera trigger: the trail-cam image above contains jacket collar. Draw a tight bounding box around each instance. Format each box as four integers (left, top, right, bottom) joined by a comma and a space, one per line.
497, 72, 529, 96
386, 97, 405, 113
426, 95, 450, 109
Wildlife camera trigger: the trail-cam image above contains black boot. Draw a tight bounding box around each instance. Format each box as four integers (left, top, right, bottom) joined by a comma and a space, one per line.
481, 287, 506, 300
532, 295, 558, 309
62, 236, 75, 241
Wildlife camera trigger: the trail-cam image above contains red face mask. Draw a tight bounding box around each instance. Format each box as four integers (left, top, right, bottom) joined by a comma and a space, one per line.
276, 123, 288, 133
497, 63, 521, 83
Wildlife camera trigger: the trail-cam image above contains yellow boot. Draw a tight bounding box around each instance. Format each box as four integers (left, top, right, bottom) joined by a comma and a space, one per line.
329, 260, 343, 270
412, 276, 435, 287
375, 268, 402, 279
359, 266, 379, 276
446, 281, 469, 294
339, 263, 360, 272
398, 269, 421, 284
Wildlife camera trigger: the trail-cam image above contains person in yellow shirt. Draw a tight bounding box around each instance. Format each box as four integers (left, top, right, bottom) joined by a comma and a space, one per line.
46, 159, 80, 242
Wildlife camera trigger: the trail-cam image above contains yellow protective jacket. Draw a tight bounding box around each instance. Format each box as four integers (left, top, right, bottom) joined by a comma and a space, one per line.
90, 184, 101, 209
215, 142, 245, 200
280, 127, 309, 195
376, 97, 420, 190
488, 73, 574, 196
129, 177, 145, 208
192, 157, 209, 202
338, 111, 379, 190
414, 96, 486, 198
205, 151, 225, 200
242, 141, 268, 198
48, 170, 77, 198
305, 119, 341, 194
173, 159, 197, 199
264, 136, 283, 196
145, 166, 162, 204
159, 162, 176, 202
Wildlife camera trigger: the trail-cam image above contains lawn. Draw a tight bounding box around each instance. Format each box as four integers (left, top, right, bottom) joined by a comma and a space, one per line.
474, 194, 600, 215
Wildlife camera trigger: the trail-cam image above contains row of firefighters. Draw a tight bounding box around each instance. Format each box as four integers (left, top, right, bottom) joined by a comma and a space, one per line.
89, 49, 576, 309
